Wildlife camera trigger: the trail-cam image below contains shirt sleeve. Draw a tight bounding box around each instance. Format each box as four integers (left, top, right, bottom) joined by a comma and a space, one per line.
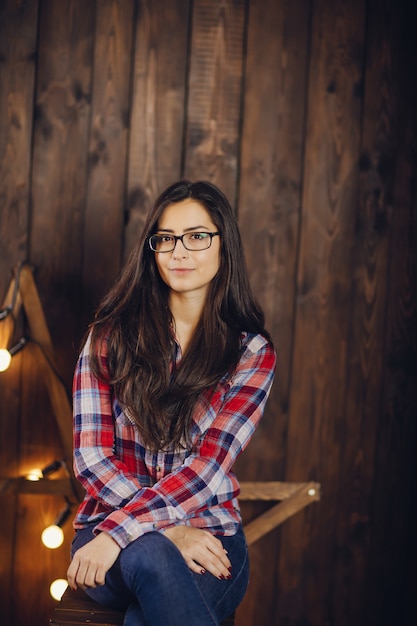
73, 333, 276, 548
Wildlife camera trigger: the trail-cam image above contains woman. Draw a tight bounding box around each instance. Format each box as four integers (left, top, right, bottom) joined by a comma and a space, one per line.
67, 180, 276, 625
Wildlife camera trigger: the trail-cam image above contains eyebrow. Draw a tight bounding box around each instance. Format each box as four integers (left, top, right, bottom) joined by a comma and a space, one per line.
156, 225, 211, 233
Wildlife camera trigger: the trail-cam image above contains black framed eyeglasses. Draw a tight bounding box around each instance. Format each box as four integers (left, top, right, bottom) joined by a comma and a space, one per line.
148, 231, 220, 253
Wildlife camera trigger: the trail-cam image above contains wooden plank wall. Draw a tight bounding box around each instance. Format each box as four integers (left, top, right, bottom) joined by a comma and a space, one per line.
0, 1, 416, 625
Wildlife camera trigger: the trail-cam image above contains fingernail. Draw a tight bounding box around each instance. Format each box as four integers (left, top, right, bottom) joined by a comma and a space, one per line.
226, 574, 232, 580
228, 566, 232, 573
200, 568, 206, 575
219, 574, 225, 580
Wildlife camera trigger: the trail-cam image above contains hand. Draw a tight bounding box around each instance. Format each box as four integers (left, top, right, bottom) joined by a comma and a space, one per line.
163, 525, 231, 579
67, 532, 121, 590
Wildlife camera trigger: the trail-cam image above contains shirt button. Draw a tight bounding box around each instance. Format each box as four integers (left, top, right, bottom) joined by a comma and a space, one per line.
156, 465, 161, 472
153, 523, 157, 529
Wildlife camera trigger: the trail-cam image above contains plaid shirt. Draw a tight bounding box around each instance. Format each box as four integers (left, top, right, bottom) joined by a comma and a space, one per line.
72, 331, 276, 548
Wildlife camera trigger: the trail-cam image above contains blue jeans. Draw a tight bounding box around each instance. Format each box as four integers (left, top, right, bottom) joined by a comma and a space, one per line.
71, 525, 249, 626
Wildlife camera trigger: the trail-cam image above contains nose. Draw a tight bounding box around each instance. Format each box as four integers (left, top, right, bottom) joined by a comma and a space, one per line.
171, 237, 189, 258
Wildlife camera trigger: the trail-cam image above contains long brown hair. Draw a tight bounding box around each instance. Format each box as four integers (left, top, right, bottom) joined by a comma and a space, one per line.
88, 180, 271, 451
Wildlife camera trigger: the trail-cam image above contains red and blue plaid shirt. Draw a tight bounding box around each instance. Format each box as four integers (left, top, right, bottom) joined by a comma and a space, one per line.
72, 332, 276, 548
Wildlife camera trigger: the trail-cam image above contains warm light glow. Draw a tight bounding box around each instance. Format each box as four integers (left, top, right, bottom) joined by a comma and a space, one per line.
42, 525, 64, 549
0, 348, 12, 372
308, 488, 317, 497
50, 579, 68, 601
26, 468, 43, 481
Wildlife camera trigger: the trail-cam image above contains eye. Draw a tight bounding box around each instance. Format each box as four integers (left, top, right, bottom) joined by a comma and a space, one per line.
159, 235, 174, 243
189, 232, 208, 240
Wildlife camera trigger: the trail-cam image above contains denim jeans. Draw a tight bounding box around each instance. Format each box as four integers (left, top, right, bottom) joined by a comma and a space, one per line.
71, 525, 249, 626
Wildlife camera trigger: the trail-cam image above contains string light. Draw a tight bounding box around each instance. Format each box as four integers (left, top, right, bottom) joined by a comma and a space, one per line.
0, 349, 11, 371
0, 305, 13, 320
24, 459, 63, 482
1, 263, 75, 605
0, 338, 27, 372
26, 468, 44, 481
41, 499, 72, 550
0, 262, 25, 321
40, 460, 63, 477
42, 525, 65, 549
50, 579, 68, 601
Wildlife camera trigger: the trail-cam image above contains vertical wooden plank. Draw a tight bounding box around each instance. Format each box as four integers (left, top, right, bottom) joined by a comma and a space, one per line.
124, 0, 190, 259
235, 1, 311, 625
29, 0, 94, 381
363, 2, 417, 624
329, 1, 404, 624
237, 0, 311, 469
0, 0, 37, 282
0, 1, 38, 623
184, 0, 246, 204
12, 2, 94, 625
81, 0, 135, 329
277, 1, 367, 625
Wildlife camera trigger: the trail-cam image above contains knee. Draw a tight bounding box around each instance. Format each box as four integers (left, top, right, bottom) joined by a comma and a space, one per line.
121, 531, 184, 580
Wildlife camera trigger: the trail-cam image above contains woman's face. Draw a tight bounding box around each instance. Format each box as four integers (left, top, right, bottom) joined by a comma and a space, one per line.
153, 199, 221, 301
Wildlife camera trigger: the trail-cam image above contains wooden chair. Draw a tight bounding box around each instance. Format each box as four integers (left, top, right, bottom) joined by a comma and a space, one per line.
49, 481, 320, 626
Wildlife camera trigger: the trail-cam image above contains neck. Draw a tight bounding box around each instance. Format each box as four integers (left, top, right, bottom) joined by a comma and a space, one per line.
169, 292, 205, 353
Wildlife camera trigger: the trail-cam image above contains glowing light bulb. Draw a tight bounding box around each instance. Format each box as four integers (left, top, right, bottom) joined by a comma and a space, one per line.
26, 468, 43, 481
0, 348, 12, 372
50, 578, 68, 601
42, 525, 64, 549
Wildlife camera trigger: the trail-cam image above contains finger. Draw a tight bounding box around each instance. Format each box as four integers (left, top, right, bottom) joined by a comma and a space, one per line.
83, 562, 104, 588
203, 536, 232, 571
67, 560, 78, 590
187, 558, 207, 575
68, 557, 90, 590
72, 557, 97, 589
192, 547, 231, 580
94, 566, 107, 586
202, 552, 230, 576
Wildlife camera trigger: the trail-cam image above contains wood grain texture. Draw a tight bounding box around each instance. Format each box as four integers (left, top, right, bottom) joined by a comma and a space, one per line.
29, 0, 94, 381
81, 0, 135, 329
0, 1, 39, 621
239, 481, 319, 501
243, 482, 320, 546
184, 0, 246, 203
0, 0, 37, 282
362, 2, 417, 624
236, 0, 310, 470
0, 1, 416, 625
15, 3, 94, 624
277, 1, 367, 624
235, 1, 310, 623
124, 0, 190, 259
329, 1, 401, 623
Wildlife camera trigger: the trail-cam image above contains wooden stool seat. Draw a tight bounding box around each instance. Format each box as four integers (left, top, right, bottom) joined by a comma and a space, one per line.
50, 587, 235, 625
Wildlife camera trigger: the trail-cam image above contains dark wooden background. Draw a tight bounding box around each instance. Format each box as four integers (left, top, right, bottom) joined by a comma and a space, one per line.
0, 1, 416, 625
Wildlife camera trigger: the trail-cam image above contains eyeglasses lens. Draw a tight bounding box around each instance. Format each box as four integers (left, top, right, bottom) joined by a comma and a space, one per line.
150, 233, 213, 252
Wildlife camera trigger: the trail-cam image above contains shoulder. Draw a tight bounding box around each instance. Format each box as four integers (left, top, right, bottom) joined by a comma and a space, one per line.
81, 329, 109, 358
240, 331, 274, 355
238, 332, 276, 368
